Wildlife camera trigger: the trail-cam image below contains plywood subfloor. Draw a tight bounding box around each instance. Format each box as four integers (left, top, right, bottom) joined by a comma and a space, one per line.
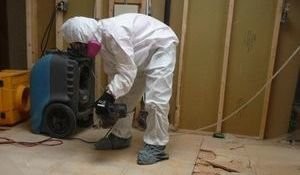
1, 122, 300, 175
193, 132, 300, 175
0, 122, 202, 175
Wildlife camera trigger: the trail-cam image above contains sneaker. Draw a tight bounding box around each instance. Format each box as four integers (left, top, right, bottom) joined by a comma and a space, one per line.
95, 133, 131, 150
137, 143, 169, 165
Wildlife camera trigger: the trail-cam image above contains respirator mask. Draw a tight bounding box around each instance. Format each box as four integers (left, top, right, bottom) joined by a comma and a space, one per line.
69, 40, 101, 58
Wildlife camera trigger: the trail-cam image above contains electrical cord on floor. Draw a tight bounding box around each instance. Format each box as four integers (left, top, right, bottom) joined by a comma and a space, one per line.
0, 137, 63, 147
0, 127, 113, 146
0, 127, 94, 146
0, 135, 100, 146
104, 127, 113, 138
67, 127, 113, 144
66, 137, 97, 144
0, 127, 11, 131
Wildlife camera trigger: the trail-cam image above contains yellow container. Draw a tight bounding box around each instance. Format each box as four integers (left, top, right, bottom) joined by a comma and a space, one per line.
0, 70, 30, 126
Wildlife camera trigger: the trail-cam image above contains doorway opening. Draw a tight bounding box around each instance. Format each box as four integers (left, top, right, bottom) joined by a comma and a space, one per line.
0, 0, 27, 70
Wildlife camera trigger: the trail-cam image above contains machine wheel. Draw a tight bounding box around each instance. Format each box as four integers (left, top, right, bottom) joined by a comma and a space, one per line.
44, 103, 76, 138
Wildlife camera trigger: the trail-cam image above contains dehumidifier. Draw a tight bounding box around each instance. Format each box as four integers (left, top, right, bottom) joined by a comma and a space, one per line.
30, 50, 95, 138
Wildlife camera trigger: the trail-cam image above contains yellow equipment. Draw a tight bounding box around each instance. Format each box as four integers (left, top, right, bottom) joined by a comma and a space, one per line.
0, 70, 30, 126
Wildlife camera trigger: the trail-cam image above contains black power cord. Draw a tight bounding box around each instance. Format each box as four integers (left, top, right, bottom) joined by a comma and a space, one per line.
66, 137, 97, 144
0, 136, 99, 147
0, 136, 63, 147
40, 1, 68, 57
40, 7, 56, 57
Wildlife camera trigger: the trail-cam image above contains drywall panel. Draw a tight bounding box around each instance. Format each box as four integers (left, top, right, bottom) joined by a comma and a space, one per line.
266, 0, 300, 138
222, 0, 277, 136
151, 0, 165, 21
169, 0, 183, 41
37, 0, 56, 57
64, 0, 95, 19
180, 0, 227, 131
102, 0, 109, 18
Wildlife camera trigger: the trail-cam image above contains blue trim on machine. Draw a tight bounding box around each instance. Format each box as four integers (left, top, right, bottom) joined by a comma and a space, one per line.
30, 54, 52, 133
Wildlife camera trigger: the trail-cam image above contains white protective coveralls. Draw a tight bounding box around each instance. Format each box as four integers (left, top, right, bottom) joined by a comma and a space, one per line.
62, 13, 179, 146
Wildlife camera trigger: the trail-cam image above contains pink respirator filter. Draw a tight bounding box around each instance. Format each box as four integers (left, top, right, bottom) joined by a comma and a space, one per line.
87, 40, 101, 58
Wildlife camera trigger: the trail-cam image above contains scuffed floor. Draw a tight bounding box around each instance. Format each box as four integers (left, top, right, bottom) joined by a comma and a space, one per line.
0, 122, 300, 175
193, 133, 300, 175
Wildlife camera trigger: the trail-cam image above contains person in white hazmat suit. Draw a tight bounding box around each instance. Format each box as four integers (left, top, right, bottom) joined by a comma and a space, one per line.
61, 13, 178, 165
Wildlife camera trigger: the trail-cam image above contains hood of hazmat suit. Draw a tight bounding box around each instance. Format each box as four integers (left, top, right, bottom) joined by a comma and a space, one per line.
61, 16, 102, 44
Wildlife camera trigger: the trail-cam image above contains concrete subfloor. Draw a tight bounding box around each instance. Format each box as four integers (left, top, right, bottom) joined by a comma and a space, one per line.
0, 122, 300, 175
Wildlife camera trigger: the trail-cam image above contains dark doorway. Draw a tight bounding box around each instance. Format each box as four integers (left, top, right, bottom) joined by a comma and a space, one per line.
0, 0, 9, 69
0, 0, 27, 70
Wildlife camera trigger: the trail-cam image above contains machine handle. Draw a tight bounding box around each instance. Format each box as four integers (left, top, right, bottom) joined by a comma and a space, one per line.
15, 85, 30, 113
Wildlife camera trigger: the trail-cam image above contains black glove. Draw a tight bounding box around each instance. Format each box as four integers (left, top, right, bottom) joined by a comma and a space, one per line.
95, 91, 115, 116
95, 91, 117, 128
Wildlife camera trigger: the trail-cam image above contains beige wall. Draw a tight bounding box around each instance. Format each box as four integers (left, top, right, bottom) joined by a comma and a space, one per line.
151, 0, 165, 21
266, 0, 300, 138
64, 0, 95, 19
179, 0, 280, 137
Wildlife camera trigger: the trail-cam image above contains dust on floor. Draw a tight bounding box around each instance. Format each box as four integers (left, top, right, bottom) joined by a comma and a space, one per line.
192, 133, 300, 175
